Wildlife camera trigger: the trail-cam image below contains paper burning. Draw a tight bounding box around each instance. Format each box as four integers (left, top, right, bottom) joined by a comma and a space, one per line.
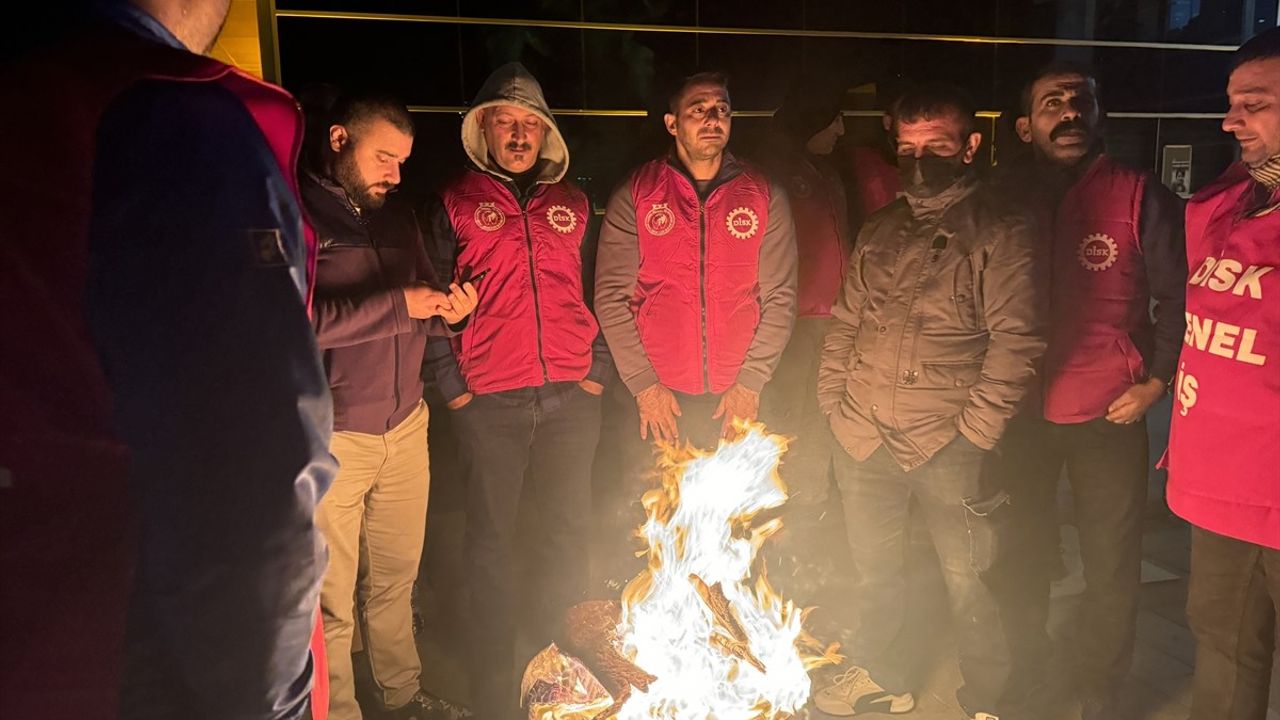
522, 422, 841, 720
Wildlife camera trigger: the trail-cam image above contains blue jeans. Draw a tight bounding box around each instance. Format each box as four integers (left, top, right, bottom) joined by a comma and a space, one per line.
835, 435, 1014, 716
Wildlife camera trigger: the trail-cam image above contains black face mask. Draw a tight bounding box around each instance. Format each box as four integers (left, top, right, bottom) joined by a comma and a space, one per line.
898, 153, 969, 199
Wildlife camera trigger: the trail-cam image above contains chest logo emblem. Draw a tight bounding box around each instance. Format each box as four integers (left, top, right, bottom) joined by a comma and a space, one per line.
726, 206, 760, 240
645, 203, 676, 237
546, 205, 578, 234
474, 202, 506, 232
1077, 232, 1118, 272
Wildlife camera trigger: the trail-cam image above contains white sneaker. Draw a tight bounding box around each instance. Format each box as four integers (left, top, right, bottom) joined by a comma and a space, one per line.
971, 714, 1000, 720
813, 665, 916, 716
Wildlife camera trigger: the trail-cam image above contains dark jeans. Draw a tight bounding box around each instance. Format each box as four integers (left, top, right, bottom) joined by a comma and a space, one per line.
994, 416, 1148, 703
835, 436, 1013, 716
454, 386, 602, 720
1187, 526, 1280, 720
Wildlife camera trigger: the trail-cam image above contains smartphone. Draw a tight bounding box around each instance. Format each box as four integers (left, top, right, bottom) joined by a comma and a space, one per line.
466, 269, 490, 287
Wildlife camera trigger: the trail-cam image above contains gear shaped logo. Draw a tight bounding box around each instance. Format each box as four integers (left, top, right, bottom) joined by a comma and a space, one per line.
644, 203, 676, 236
1078, 233, 1118, 272
546, 205, 578, 234
473, 202, 506, 232
726, 206, 760, 240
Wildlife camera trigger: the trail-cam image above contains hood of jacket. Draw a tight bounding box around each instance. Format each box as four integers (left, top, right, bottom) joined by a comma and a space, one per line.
461, 62, 569, 184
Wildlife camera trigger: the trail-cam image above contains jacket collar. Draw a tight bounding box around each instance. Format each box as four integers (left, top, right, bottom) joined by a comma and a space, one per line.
665, 150, 745, 198
904, 172, 978, 221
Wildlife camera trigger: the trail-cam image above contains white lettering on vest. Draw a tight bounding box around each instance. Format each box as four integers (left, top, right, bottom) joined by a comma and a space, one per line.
1175, 362, 1198, 417
1189, 256, 1274, 299
1182, 311, 1268, 366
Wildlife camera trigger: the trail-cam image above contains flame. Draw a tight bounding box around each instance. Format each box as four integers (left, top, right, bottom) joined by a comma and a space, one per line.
610, 421, 840, 720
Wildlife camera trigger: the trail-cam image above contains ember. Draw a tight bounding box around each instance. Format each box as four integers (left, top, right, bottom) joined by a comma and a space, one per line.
522, 423, 840, 720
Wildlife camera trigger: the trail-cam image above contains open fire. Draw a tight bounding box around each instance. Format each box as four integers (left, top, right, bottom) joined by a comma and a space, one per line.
522, 422, 841, 720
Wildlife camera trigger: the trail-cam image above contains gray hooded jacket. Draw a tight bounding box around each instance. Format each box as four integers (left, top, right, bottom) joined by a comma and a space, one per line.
422, 62, 612, 405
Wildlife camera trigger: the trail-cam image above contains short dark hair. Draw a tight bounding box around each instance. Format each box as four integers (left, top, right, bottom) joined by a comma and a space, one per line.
892, 82, 976, 137
1019, 60, 1098, 116
1232, 27, 1280, 73
330, 90, 415, 138
667, 71, 730, 114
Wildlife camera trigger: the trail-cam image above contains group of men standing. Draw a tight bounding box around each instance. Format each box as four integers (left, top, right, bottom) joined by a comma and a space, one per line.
2, 2, 1279, 720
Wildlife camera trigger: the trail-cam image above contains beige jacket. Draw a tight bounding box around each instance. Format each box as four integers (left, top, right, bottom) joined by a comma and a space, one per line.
817, 177, 1047, 470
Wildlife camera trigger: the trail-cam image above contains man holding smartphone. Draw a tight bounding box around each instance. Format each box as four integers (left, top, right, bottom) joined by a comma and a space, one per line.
421, 62, 612, 720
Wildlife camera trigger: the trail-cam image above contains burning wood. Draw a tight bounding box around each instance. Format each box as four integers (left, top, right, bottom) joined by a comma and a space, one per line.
521, 423, 839, 720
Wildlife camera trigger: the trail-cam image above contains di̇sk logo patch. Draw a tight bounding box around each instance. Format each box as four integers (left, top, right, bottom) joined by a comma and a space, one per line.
1078, 232, 1118, 272
546, 205, 578, 234
726, 206, 760, 240
645, 203, 675, 236
474, 202, 506, 232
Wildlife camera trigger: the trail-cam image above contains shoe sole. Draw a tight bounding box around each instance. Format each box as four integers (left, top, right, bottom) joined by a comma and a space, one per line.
814, 691, 916, 716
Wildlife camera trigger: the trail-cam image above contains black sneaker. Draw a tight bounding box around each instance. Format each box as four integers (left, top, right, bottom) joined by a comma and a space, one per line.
390, 690, 473, 720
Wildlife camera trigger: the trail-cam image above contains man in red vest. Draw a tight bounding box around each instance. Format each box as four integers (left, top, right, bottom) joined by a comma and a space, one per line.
754, 77, 850, 605
0, 1, 334, 719
1167, 28, 1280, 720
422, 62, 611, 720
995, 62, 1186, 719
595, 71, 798, 450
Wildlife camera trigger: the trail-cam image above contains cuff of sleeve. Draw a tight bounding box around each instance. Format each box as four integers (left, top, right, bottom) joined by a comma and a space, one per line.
438, 374, 469, 404
956, 414, 996, 450
446, 316, 470, 335
1147, 361, 1177, 387
622, 367, 660, 396
735, 368, 769, 393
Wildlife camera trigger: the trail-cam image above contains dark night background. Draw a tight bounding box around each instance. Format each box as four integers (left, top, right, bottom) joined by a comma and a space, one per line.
269, 0, 1279, 206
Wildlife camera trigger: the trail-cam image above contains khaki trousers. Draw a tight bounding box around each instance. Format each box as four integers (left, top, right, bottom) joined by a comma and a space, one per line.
316, 402, 430, 720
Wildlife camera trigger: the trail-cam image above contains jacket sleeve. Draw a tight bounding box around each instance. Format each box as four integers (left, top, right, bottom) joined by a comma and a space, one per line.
420, 195, 470, 403
1139, 180, 1188, 384
311, 284, 413, 350
594, 179, 660, 395
86, 80, 330, 719
736, 180, 799, 392
579, 198, 615, 385
958, 212, 1049, 448
818, 226, 870, 415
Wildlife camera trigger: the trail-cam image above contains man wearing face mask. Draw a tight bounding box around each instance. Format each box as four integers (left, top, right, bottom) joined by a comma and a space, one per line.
753, 77, 851, 606
814, 83, 1045, 720
422, 62, 611, 720
990, 62, 1186, 719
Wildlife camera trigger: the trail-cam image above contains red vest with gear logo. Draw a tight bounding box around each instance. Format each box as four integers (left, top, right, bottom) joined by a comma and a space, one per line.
630, 158, 770, 394
1042, 155, 1150, 423
1167, 163, 1280, 549
441, 169, 597, 394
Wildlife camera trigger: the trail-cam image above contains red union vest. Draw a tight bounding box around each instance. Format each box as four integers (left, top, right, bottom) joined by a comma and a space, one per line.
1166, 163, 1280, 550
1042, 155, 1151, 423
0, 25, 323, 720
786, 158, 850, 317
441, 169, 597, 394
630, 158, 771, 394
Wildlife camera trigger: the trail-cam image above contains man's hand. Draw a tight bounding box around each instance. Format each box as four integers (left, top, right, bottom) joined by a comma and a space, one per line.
1106, 378, 1166, 424
713, 383, 760, 440
438, 282, 478, 325
636, 384, 681, 442
404, 284, 450, 319
447, 392, 474, 410
578, 380, 605, 396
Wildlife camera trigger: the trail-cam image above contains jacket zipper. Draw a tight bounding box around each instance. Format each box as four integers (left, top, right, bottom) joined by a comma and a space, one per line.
523, 207, 551, 382
367, 230, 401, 432
698, 202, 710, 392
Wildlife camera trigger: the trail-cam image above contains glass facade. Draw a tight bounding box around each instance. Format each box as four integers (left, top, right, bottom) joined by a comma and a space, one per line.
267, 0, 1279, 202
